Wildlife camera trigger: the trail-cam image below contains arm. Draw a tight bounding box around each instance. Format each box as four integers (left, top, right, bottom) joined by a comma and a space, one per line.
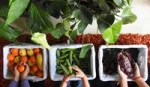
60, 74, 72, 87
118, 65, 128, 87
72, 66, 90, 87
21, 63, 30, 87
133, 63, 149, 87
9, 66, 20, 87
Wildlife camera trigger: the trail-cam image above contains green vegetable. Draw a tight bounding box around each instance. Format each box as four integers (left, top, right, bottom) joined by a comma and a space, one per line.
79, 45, 92, 58
56, 59, 64, 63
58, 53, 69, 59
60, 64, 69, 75
62, 48, 75, 53
69, 51, 73, 64
56, 50, 61, 57
57, 70, 64, 73
67, 59, 72, 74
73, 55, 79, 65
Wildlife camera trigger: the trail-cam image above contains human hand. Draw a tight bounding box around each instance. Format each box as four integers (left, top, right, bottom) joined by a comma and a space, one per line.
63, 74, 72, 83
72, 66, 86, 79
133, 63, 141, 80
118, 65, 127, 80
13, 65, 20, 82
21, 63, 30, 80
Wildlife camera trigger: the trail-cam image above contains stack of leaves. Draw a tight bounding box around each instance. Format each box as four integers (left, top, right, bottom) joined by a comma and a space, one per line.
56, 45, 92, 75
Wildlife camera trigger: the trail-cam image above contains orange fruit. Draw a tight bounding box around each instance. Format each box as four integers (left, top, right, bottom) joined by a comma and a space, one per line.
20, 56, 28, 62
29, 56, 36, 63
8, 61, 15, 68
37, 71, 43, 78
10, 48, 18, 56
33, 48, 40, 53
7, 54, 15, 61
32, 65, 38, 73
17, 65, 25, 72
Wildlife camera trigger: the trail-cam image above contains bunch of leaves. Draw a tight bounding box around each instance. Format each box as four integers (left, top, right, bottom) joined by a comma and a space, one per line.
0, 0, 137, 46
56, 45, 92, 75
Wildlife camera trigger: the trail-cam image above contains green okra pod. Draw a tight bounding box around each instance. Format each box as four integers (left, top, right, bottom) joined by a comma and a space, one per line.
60, 64, 70, 75
58, 53, 69, 59
56, 49, 61, 57
67, 59, 72, 74
69, 51, 73, 64
57, 70, 64, 74
56, 59, 64, 63
62, 48, 75, 53
73, 55, 79, 65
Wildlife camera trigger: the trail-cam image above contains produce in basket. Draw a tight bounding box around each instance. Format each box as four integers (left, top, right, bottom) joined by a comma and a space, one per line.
7, 48, 43, 78
56, 45, 92, 75
117, 50, 135, 78
103, 48, 138, 75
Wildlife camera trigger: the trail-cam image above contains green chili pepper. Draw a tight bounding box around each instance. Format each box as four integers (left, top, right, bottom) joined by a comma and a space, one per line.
69, 51, 73, 64
60, 64, 69, 75
73, 55, 79, 65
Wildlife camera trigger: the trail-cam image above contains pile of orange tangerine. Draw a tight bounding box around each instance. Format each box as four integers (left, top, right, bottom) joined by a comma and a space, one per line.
7, 48, 43, 78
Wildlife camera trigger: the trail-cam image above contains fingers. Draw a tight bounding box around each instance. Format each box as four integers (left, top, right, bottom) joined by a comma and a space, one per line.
72, 66, 80, 72
117, 65, 121, 72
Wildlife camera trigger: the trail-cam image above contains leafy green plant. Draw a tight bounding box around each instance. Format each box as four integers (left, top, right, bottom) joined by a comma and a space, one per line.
0, 0, 136, 46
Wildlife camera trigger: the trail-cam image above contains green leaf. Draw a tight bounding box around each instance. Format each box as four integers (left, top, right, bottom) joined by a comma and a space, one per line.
29, 2, 53, 30
44, 0, 68, 18
102, 21, 122, 44
0, 7, 8, 18
70, 29, 78, 38
6, 0, 30, 25
122, 7, 137, 24
63, 19, 71, 30
113, 0, 123, 6
72, 9, 80, 19
67, 0, 76, 3
78, 21, 88, 33
62, 3, 70, 14
79, 45, 92, 58
26, 18, 42, 33
98, 0, 110, 12
79, 5, 93, 24
0, 22, 22, 42
31, 32, 51, 49
126, 0, 132, 5
9, 0, 15, 6
50, 23, 66, 39
97, 14, 115, 33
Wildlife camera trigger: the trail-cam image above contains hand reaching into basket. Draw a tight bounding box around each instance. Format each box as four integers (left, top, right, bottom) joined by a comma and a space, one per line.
133, 63, 149, 87
60, 66, 90, 87
117, 65, 128, 87
9, 63, 30, 87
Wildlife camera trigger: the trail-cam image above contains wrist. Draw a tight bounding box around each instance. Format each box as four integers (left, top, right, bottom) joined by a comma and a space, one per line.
81, 75, 87, 80
120, 77, 127, 81
134, 76, 142, 82
14, 76, 20, 82
21, 76, 26, 80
